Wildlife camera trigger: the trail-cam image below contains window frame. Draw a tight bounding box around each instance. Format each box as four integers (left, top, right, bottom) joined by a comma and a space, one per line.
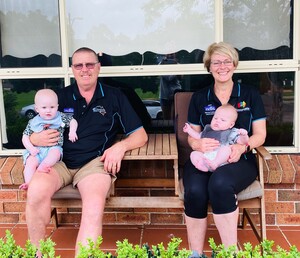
0, 0, 299, 155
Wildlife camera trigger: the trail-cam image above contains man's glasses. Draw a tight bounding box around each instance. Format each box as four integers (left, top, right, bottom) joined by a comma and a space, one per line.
72, 62, 99, 70
210, 60, 233, 67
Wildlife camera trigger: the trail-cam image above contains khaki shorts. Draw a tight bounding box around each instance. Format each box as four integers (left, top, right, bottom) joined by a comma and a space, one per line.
53, 157, 117, 188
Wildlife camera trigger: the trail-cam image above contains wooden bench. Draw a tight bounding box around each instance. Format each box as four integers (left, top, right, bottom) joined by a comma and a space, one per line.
51, 133, 182, 227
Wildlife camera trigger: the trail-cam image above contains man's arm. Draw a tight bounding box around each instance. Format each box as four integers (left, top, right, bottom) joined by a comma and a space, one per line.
100, 127, 148, 174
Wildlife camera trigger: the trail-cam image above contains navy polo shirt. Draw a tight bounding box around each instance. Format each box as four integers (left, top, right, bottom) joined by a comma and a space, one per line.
57, 81, 143, 169
188, 83, 266, 136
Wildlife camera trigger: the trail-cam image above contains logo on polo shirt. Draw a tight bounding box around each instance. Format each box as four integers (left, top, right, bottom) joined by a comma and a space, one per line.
63, 107, 74, 114
205, 104, 216, 112
93, 105, 106, 116
204, 104, 216, 115
237, 101, 246, 108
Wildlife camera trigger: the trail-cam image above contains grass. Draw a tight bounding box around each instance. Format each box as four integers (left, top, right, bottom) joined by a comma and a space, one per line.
135, 88, 159, 100
15, 90, 35, 111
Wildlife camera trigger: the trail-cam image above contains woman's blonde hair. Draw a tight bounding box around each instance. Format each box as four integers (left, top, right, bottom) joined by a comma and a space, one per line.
203, 42, 239, 72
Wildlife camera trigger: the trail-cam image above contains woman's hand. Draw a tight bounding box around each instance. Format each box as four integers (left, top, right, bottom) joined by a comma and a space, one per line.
228, 119, 267, 163
228, 144, 245, 163
189, 137, 220, 153
30, 129, 60, 147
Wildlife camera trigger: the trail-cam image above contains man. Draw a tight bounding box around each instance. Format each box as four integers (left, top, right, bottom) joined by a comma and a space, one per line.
26, 47, 148, 257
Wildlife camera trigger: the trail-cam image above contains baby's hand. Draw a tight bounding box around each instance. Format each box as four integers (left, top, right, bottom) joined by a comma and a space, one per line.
183, 123, 191, 133
29, 147, 39, 156
238, 128, 248, 136
69, 132, 78, 143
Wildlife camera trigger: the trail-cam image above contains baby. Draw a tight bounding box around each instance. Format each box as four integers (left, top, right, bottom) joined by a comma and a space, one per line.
183, 104, 249, 172
20, 89, 78, 190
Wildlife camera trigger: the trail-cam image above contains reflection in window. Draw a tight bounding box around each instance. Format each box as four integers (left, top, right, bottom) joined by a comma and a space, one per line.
98, 74, 213, 133
0, 0, 61, 68
233, 72, 294, 146
98, 49, 206, 67
158, 54, 182, 120
224, 0, 293, 60
0, 72, 295, 149
98, 73, 295, 147
66, 0, 215, 65
1, 78, 64, 149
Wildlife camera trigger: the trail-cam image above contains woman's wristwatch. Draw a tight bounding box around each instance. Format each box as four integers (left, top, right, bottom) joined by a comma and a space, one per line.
244, 144, 251, 153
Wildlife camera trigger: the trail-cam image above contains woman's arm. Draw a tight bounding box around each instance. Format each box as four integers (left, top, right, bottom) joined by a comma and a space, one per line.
229, 119, 266, 163
247, 119, 267, 150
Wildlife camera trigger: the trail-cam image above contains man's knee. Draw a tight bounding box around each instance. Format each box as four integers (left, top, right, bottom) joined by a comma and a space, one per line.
27, 183, 50, 200
27, 177, 58, 204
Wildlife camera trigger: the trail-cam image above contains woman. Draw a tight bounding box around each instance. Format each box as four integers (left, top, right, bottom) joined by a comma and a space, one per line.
183, 42, 266, 257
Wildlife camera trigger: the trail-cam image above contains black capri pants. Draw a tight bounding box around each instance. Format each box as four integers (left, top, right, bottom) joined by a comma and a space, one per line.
183, 154, 258, 218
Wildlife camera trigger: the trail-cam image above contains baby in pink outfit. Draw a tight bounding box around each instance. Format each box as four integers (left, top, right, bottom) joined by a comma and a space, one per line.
183, 104, 249, 172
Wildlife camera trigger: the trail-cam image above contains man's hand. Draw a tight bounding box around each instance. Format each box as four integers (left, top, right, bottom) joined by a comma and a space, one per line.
100, 127, 147, 175
100, 142, 126, 175
30, 129, 60, 147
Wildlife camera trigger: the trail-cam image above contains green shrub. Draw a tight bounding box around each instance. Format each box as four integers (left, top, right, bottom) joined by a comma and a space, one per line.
77, 236, 191, 257
1, 229, 299, 257
0, 230, 60, 257
208, 238, 300, 258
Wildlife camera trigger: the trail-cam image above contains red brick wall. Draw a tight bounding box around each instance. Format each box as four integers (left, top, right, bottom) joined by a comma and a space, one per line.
0, 155, 300, 226
264, 155, 300, 225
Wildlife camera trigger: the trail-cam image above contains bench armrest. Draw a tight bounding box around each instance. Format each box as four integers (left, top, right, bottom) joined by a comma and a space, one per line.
255, 146, 272, 161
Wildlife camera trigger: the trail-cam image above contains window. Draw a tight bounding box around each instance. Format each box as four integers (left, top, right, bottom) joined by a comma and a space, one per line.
224, 0, 293, 60
0, 0, 61, 68
0, 0, 299, 154
1, 78, 64, 151
233, 71, 295, 148
65, 0, 215, 65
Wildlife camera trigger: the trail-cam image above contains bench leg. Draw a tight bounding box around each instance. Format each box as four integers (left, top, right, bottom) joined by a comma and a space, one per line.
239, 208, 262, 242
51, 208, 59, 229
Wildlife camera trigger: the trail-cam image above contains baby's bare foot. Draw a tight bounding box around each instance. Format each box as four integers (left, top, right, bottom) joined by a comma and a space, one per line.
37, 164, 51, 173
19, 183, 28, 190
205, 158, 217, 171
193, 159, 209, 172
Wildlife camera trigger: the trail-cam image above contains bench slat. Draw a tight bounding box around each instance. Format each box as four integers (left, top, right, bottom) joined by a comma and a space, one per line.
155, 134, 163, 155
51, 197, 183, 209
162, 134, 170, 155
105, 196, 183, 208
115, 178, 175, 188
138, 139, 148, 155
146, 134, 155, 155
170, 134, 177, 156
